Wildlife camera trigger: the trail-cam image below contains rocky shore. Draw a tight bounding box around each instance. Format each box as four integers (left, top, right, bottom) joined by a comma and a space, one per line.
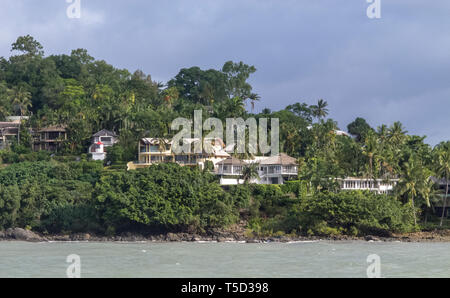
1, 228, 450, 243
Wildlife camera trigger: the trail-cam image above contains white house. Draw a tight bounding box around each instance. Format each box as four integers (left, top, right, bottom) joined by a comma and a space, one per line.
88, 129, 118, 161
339, 177, 399, 195
216, 153, 299, 185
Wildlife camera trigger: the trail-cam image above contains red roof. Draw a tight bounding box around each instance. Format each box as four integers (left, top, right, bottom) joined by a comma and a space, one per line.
96, 141, 103, 145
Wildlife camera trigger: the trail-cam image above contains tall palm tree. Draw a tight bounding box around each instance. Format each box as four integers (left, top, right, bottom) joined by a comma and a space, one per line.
388, 121, 407, 147
8, 86, 32, 117
311, 99, 329, 122
242, 163, 260, 185
362, 130, 379, 179
435, 147, 450, 227
421, 177, 440, 223
397, 155, 427, 226
248, 93, 261, 112
377, 125, 389, 143
282, 123, 300, 156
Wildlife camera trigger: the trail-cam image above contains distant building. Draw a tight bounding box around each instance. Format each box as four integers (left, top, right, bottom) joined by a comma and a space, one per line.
5, 116, 30, 123
307, 126, 352, 138
339, 177, 398, 195
88, 129, 118, 161
431, 177, 450, 218
0, 122, 20, 150
33, 125, 67, 152
217, 153, 299, 185
335, 130, 352, 137
128, 137, 230, 170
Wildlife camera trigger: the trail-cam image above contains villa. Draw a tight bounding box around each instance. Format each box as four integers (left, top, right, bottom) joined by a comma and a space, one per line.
127, 137, 298, 186
339, 177, 399, 195
217, 153, 299, 185
88, 129, 119, 161
127, 137, 230, 170
33, 125, 67, 152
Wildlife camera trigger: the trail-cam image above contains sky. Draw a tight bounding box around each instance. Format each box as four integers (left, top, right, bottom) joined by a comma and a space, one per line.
0, 0, 449, 145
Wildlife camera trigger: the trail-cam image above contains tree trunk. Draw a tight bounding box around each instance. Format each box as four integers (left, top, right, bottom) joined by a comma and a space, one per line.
412, 194, 417, 226
440, 177, 449, 227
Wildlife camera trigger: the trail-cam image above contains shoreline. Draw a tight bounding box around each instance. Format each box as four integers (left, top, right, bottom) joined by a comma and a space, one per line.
1, 228, 450, 243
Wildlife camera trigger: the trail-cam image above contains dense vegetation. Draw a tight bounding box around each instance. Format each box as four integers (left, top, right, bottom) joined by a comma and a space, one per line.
0, 35, 449, 237
0, 161, 417, 237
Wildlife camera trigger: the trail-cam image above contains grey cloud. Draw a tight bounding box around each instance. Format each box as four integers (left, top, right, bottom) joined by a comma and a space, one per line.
0, 0, 448, 144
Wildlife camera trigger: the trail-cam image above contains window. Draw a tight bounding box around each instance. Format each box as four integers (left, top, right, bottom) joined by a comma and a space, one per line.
48, 132, 60, 140
101, 137, 112, 143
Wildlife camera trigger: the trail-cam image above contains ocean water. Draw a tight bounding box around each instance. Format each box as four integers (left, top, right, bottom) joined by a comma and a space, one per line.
0, 241, 448, 278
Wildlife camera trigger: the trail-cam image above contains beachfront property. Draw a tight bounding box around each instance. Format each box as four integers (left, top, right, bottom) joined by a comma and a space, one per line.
339, 177, 399, 195
33, 125, 68, 152
127, 137, 231, 170
88, 129, 119, 161
0, 122, 20, 150
217, 153, 299, 185
127, 137, 299, 185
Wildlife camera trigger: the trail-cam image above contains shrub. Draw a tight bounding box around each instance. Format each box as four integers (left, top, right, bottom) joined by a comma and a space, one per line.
94, 163, 238, 233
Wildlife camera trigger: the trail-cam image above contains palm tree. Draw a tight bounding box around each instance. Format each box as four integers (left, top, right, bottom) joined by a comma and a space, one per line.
228, 97, 246, 117
377, 124, 389, 143
421, 177, 440, 223
8, 86, 32, 117
362, 130, 379, 179
242, 163, 260, 185
311, 99, 329, 122
397, 155, 427, 226
388, 122, 407, 147
248, 93, 261, 112
435, 147, 450, 227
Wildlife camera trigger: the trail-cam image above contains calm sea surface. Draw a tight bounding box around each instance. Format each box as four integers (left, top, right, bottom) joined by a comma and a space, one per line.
0, 241, 448, 278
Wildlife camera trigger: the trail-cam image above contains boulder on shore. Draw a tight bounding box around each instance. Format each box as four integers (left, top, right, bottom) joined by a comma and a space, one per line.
364, 235, 381, 242
3, 228, 44, 242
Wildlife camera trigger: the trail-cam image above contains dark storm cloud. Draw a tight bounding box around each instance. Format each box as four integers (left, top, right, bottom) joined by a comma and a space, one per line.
0, 0, 448, 144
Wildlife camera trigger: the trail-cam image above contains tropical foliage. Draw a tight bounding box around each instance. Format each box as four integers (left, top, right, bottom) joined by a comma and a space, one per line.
0, 35, 449, 236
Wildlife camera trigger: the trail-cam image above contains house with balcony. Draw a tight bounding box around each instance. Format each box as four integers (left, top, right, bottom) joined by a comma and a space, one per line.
0, 122, 20, 150
339, 177, 399, 195
127, 137, 230, 170
33, 125, 67, 152
216, 157, 248, 185
217, 153, 299, 185
258, 154, 299, 184
88, 129, 118, 161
